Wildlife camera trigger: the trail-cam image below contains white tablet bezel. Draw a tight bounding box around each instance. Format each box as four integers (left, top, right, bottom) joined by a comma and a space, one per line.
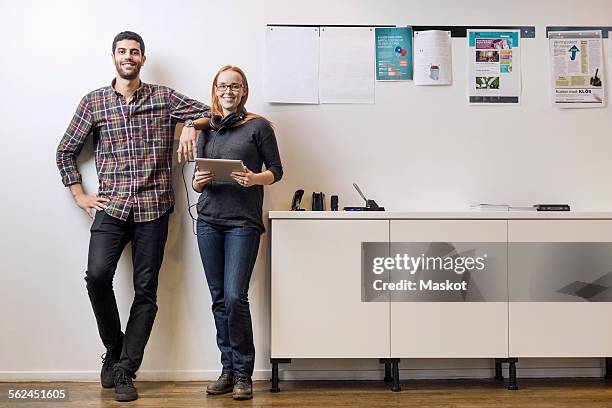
194, 158, 245, 183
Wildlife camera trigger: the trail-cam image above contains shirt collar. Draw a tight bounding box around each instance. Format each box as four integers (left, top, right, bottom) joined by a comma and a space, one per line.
110, 78, 148, 100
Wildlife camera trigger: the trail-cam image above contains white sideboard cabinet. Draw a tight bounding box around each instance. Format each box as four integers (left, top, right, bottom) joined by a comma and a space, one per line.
269, 212, 612, 392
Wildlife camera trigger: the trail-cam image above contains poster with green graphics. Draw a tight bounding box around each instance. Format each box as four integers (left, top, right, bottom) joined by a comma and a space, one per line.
375, 27, 413, 81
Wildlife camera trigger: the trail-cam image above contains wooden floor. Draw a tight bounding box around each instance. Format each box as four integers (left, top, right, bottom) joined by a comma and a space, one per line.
3, 378, 612, 407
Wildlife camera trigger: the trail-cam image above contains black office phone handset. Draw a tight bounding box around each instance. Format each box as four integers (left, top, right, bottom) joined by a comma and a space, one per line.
291, 189, 305, 211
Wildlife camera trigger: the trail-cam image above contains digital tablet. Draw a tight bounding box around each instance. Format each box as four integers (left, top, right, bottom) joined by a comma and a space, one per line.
195, 158, 245, 183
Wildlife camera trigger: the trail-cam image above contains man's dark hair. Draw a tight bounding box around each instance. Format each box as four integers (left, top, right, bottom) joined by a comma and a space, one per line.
112, 31, 145, 55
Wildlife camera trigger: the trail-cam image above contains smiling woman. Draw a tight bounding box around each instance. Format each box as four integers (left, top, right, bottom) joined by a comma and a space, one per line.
192, 65, 283, 401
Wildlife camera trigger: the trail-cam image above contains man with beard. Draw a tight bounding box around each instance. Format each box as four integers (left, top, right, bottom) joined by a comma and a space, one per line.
56, 31, 210, 402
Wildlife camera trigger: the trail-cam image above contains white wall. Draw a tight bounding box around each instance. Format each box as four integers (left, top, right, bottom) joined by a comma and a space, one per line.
2, 0, 612, 381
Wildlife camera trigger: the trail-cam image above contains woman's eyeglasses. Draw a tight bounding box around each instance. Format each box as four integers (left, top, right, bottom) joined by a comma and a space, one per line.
216, 83, 245, 92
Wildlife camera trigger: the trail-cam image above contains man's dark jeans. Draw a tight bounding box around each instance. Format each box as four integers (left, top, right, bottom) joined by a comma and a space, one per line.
85, 209, 170, 374
196, 220, 260, 377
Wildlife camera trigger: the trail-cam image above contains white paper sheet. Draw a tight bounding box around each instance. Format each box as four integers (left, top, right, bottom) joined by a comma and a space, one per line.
414, 30, 452, 86
319, 27, 375, 104
549, 31, 606, 108
264, 26, 320, 104
467, 30, 521, 105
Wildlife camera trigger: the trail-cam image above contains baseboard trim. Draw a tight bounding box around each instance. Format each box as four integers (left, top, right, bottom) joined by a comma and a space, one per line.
0, 367, 605, 382
0, 370, 271, 382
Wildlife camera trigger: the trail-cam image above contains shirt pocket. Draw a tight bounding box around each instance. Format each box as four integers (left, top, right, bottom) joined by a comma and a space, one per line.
96, 116, 129, 156
142, 117, 164, 144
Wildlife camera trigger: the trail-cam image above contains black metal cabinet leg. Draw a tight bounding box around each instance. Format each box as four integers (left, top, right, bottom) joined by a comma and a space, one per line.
508, 360, 518, 390
270, 358, 291, 393
606, 358, 612, 379
270, 361, 279, 393
378, 358, 393, 383
391, 359, 401, 392
494, 359, 504, 381
384, 361, 392, 383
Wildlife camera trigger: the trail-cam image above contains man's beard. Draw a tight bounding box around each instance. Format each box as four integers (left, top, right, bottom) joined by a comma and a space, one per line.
114, 59, 141, 80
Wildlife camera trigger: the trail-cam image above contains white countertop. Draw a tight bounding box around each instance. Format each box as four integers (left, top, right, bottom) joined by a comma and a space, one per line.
268, 211, 612, 220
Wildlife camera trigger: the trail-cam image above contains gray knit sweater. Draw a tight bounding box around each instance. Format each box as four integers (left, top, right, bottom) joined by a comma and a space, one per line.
195, 118, 283, 233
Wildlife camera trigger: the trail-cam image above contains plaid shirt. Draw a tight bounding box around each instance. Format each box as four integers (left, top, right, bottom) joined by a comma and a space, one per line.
56, 80, 210, 222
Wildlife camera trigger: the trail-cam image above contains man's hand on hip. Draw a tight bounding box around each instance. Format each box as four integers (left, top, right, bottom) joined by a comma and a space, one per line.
74, 193, 110, 219
68, 184, 110, 219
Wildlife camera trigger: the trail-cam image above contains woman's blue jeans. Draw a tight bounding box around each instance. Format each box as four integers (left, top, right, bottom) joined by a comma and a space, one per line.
196, 220, 260, 377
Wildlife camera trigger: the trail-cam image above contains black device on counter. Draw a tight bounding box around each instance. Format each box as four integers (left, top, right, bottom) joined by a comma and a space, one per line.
291, 189, 305, 211
312, 192, 325, 211
533, 204, 570, 211
331, 195, 339, 211
343, 183, 385, 211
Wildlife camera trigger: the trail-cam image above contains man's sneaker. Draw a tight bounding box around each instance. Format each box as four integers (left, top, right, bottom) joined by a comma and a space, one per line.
100, 349, 121, 389
233, 376, 252, 400
206, 372, 234, 395
114, 367, 138, 402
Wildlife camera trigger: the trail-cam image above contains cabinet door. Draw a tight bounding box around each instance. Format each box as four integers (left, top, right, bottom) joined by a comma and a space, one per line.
390, 220, 508, 358
509, 220, 612, 357
271, 219, 389, 358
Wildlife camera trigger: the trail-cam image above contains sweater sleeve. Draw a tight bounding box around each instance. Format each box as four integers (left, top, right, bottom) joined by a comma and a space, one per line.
256, 123, 283, 183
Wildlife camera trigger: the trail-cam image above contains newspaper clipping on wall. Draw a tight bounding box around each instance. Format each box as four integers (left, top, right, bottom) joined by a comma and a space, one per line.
549, 30, 605, 108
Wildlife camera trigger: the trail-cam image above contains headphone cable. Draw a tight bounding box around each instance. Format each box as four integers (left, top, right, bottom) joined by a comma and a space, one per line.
181, 160, 198, 236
